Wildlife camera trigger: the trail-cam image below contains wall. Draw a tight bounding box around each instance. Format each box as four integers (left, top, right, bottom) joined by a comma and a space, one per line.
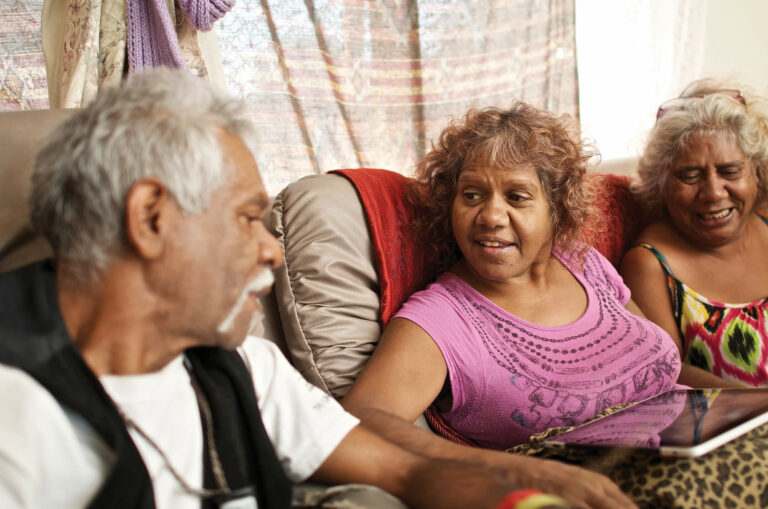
702, 0, 768, 95
576, 0, 768, 170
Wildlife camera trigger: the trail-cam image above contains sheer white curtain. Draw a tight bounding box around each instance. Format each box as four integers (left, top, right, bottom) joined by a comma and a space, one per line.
576, 1, 706, 162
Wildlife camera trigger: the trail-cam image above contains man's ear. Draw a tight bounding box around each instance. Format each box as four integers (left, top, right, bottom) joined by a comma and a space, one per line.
124, 179, 175, 260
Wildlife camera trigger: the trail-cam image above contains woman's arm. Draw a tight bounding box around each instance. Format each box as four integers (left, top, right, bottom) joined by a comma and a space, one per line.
343, 317, 448, 422
621, 247, 743, 389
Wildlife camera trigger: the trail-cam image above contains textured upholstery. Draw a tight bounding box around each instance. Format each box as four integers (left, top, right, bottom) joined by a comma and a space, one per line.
329, 168, 443, 327
583, 173, 649, 267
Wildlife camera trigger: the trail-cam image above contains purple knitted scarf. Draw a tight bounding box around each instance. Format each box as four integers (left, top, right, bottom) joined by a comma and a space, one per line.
126, 0, 234, 73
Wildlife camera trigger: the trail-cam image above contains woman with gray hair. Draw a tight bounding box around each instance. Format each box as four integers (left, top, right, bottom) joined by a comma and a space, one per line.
622, 79, 768, 388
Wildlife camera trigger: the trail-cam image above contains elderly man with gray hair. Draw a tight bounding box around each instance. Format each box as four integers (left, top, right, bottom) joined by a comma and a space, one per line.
0, 69, 632, 509
0, 68, 510, 509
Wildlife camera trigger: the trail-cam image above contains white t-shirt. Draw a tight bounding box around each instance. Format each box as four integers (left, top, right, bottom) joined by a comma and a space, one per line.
0, 337, 359, 509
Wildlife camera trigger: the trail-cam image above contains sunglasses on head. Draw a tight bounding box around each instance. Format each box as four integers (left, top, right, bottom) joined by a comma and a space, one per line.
656, 89, 746, 122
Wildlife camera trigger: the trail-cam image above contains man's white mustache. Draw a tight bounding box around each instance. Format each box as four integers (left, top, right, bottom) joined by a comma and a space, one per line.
217, 269, 275, 334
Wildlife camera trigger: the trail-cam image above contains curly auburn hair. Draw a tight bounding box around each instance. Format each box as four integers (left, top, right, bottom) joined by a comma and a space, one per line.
408, 103, 600, 271
634, 79, 768, 220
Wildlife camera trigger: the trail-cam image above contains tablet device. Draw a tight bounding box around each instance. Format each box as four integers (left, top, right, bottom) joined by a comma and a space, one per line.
543, 388, 768, 457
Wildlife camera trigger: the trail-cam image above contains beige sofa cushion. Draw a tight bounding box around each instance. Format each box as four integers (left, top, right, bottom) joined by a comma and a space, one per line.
268, 174, 381, 399
0, 109, 74, 273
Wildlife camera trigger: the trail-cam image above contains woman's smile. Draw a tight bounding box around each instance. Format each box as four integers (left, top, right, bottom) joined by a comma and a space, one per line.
475, 236, 516, 254
694, 207, 734, 225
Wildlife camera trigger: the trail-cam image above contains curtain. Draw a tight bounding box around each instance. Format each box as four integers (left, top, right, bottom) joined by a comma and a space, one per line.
41, 0, 230, 108
217, 0, 578, 194
40, 0, 126, 108
0, 0, 49, 110
1, 0, 579, 196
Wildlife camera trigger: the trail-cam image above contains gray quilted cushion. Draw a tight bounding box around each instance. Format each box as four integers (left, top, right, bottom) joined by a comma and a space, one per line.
267, 174, 382, 399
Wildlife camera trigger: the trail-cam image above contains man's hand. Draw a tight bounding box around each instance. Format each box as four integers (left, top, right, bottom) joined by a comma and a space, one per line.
312, 425, 524, 508
342, 407, 637, 509
497, 455, 635, 509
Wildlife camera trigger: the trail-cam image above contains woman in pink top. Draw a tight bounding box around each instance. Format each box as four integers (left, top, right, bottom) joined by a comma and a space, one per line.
343, 103, 681, 451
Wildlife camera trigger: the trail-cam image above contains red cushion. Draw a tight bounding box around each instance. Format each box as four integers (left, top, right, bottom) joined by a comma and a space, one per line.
582, 173, 648, 268
331, 168, 443, 327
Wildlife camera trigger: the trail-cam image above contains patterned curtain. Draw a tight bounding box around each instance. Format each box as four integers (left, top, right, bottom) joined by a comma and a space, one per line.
1, 0, 578, 195
0, 0, 48, 110
217, 0, 578, 194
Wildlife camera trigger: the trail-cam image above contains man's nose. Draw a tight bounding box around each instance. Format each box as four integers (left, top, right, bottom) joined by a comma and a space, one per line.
258, 226, 284, 269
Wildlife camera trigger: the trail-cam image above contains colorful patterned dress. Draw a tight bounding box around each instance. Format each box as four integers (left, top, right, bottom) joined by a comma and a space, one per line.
641, 226, 768, 387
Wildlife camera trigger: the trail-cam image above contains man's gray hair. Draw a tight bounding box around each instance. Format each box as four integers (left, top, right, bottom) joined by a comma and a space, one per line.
634, 79, 768, 219
30, 68, 255, 284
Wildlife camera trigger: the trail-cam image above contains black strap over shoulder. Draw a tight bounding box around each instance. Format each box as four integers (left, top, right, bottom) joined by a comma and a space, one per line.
0, 261, 155, 508
0, 261, 291, 509
187, 348, 292, 509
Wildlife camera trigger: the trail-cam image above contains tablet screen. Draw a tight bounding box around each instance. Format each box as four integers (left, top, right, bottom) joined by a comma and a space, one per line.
544, 388, 768, 456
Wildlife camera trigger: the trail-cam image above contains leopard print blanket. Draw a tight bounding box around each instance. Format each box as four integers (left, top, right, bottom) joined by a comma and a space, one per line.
509, 418, 768, 508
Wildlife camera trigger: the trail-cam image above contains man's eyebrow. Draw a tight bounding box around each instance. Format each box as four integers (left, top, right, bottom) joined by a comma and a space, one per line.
243, 195, 270, 209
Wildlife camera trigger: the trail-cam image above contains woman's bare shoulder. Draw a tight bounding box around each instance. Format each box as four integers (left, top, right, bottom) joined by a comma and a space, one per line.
620, 220, 688, 284
632, 220, 678, 248
621, 241, 663, 279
